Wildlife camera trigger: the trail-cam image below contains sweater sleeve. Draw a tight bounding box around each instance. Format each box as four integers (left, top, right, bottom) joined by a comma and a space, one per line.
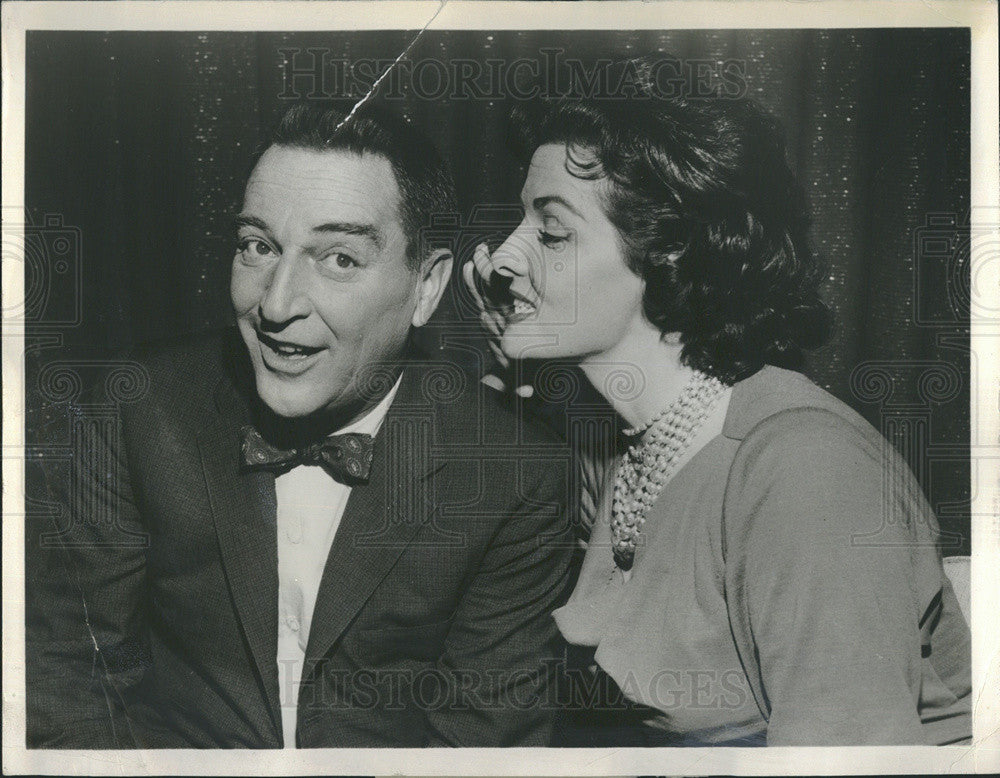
722, 408, 934, 745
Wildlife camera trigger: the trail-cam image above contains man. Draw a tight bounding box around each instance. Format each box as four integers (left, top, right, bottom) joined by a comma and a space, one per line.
27, 103, 574, 748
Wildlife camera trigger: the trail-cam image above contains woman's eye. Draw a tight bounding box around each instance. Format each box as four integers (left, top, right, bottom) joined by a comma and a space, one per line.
236, 238, 276, 264
537, 229, 569, 251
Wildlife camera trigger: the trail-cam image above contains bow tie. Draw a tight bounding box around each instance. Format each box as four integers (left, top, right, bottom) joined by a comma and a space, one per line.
240, 425, 374, 483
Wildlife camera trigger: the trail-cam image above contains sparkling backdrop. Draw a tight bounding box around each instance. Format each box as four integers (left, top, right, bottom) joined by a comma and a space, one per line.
25, 29, 971, 550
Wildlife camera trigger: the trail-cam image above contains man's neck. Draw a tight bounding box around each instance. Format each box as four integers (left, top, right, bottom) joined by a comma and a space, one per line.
253, 362, 407, 448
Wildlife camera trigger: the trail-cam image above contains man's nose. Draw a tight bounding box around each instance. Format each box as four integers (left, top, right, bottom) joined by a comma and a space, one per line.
258, 253, 311, 326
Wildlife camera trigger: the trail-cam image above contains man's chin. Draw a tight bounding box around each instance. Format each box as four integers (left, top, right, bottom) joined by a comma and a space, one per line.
258, 399, 319, 420
253, 379, 327, 420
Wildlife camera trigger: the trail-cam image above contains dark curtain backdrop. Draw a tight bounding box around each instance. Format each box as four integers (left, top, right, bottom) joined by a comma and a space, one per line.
24, 29, 971, 551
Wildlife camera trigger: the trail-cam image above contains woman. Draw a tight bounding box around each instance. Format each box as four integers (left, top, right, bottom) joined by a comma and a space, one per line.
463, 75, 971, 746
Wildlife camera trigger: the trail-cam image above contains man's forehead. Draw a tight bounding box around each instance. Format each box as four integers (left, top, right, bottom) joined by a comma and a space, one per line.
244, 145, 403, 228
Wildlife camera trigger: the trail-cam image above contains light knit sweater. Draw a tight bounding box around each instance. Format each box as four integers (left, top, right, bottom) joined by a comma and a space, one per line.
554, 366, 971, 746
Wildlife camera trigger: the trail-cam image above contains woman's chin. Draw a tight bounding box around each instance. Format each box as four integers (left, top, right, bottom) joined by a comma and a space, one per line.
500, 331, 545, 361
500, 331, 577, 362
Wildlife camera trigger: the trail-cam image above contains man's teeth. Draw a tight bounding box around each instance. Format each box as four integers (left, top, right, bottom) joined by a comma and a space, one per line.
270, 341, 314, 358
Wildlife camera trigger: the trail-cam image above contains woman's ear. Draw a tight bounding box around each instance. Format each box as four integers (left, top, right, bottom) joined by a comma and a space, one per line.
412, 249, 454, 328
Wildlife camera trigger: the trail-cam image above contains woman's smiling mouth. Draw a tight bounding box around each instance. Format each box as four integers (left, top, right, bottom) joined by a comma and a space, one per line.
504, 291, 539, 325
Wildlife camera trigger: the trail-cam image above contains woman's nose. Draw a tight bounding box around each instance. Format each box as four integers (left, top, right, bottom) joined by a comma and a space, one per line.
258, 254, 311, 326
491, 223, 539, 280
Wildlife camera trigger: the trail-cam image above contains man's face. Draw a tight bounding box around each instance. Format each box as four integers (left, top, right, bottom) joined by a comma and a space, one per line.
231, 146, 420, 419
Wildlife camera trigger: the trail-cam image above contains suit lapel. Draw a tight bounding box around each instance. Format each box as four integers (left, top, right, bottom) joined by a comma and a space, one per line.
198, 371, 282, 740
303, 363, 445, 673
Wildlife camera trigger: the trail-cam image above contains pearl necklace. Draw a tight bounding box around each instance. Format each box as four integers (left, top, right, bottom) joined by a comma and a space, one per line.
611, 370, 725, 570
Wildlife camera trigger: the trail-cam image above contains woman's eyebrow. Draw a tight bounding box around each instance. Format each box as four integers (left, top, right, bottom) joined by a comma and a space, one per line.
531, 195, 585, 220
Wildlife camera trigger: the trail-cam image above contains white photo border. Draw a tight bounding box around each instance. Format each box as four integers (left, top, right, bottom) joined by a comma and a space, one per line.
3, 2, 998, 775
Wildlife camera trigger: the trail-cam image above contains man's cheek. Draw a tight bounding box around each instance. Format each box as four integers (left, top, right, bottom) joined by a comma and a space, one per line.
231, 288, 252, 315
230, 268, 262, 312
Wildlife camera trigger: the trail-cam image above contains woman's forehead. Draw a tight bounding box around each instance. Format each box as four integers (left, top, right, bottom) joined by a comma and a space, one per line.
522, 143, 606, 215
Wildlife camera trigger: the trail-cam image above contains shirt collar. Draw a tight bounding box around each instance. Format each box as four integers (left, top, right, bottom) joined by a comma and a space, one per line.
335, 373, 403, 438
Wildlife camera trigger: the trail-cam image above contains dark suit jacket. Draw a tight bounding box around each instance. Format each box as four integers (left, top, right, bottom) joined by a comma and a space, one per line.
26, 329, 575, 748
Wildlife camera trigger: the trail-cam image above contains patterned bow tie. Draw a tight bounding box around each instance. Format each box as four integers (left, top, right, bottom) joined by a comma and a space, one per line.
240, 425, 374, 483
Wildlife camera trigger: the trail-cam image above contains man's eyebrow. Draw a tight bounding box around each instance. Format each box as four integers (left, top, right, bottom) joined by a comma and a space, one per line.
233, 214, 272, 233
233, 215, 384, 250
530, 195, 585, 220
312, 221, 383, 249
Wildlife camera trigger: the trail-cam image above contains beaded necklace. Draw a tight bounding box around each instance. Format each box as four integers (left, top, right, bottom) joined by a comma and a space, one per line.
611, 369, 725, 570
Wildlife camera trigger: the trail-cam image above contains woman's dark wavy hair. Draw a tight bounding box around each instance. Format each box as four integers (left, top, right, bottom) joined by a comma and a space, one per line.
511, 66, 831, 385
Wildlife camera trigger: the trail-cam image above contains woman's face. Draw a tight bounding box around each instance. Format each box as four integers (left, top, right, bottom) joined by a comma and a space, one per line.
492, 143, 646, 362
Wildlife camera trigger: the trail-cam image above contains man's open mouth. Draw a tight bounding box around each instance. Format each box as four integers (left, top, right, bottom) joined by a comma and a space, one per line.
257, 331, 324, 360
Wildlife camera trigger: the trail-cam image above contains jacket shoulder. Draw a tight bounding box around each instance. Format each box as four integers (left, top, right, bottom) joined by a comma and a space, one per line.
444, 376, 566, 450
118, 328, 241, 418
132, 327, 234, 378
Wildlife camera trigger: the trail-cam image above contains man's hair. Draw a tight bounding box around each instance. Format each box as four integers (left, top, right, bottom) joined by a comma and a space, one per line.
263, 102, 456, 269
511, 63, 831, 385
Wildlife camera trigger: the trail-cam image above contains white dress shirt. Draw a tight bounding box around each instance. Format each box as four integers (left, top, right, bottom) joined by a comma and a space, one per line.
275, 376, 401, 747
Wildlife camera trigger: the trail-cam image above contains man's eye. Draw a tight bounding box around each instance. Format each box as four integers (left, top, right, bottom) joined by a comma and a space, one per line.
537, 230, 569, 251
236, 238, 276, 263
320, 252, 360, 271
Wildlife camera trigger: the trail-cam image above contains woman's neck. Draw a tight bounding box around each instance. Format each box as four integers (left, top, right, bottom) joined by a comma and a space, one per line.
580, 318, 696, 429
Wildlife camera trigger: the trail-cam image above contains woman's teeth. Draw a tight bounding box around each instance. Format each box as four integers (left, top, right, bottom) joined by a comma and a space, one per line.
513, 299, 536, 316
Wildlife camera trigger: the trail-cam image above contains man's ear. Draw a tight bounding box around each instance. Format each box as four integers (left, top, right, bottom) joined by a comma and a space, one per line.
412, 248, 454, 328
